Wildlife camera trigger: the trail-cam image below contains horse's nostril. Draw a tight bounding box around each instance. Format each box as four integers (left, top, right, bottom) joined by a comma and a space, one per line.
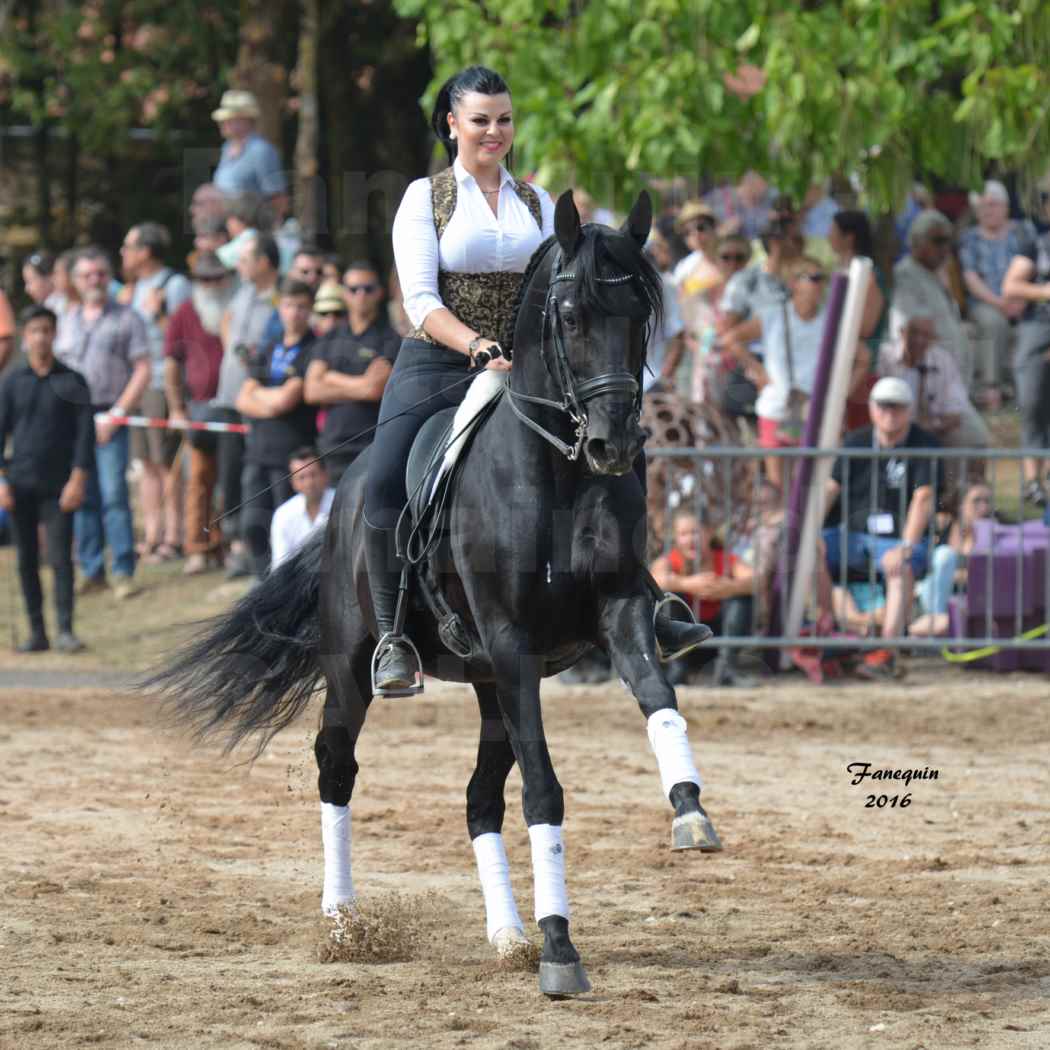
586, 438, 608, 462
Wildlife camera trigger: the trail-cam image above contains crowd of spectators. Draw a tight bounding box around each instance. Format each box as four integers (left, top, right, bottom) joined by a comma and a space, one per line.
633, 170, 1050, 684
2, 99, 1048, 675
0, 90, 402, 652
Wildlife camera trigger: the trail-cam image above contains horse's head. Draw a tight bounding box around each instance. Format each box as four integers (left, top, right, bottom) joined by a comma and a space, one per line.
544, 189, 661, 476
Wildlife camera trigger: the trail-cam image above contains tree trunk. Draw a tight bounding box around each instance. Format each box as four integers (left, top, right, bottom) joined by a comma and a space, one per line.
293, 0, 320, 241
233, 0, 286, 151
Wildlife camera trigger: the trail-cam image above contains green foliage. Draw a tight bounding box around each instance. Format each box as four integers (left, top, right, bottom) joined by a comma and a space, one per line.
393, 0, 1050, 210
0, 0, 239, 155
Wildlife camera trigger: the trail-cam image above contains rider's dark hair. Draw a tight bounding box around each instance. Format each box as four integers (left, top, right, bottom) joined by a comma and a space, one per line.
431, 66, 512, 166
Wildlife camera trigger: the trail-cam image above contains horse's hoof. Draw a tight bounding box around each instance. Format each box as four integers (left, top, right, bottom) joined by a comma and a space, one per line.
671, 810, 723, 852
492, 926, 531, 959
539, 960, 592, 998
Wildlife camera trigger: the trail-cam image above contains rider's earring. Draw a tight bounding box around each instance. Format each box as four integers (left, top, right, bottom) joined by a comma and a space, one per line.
450, 129, 458, 141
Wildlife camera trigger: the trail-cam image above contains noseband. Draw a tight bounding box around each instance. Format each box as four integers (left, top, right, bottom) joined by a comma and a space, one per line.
505, 249, 642, 461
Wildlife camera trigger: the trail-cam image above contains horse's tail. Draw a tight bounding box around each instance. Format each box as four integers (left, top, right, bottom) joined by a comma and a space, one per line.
143, 529, 326, 758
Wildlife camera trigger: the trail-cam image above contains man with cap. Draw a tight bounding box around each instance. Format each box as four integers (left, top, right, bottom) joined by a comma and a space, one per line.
304, 262, 398, 485
212, 89, 287, 203
893, 210, 972, 389
822, 376, 940, 680
959, 181, 1028, 407
164, 252, 237, 574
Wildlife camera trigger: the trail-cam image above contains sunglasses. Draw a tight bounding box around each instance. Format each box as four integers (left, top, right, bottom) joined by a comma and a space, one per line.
688, 219, 715, 232
719, 252, 748, 263
928, 234, 952, 245
345, 283, 378, 294
797, 272, 827, 283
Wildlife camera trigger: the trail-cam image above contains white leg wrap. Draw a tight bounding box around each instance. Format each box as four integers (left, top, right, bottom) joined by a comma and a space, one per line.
528, 823, 570, 922
472, 832, 524, 943
320, 802, 355, 915
646, 708, 702, 800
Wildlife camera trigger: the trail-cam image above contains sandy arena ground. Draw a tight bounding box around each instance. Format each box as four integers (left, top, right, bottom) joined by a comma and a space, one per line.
1, 665, 1048, 1050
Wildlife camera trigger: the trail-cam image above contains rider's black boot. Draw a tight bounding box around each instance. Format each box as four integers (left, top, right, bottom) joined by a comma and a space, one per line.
655, 609, 713, 661
363, 520, 418, 695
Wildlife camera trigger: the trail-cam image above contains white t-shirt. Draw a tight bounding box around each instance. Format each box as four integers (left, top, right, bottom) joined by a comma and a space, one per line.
671, 249, 704, 287
392, 158, 555, 329
644, 273, 685, 391
270, 488, 335, 569
754, 303, 827, 421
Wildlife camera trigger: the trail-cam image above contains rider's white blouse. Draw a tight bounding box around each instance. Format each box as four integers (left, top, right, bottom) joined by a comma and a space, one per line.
393, 157, 556, 330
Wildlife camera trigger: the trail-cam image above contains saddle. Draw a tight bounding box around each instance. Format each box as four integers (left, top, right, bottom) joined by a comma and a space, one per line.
398, 374, 507, 660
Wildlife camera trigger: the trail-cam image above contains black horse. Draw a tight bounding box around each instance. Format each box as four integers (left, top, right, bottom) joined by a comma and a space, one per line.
149, 190, 721, 997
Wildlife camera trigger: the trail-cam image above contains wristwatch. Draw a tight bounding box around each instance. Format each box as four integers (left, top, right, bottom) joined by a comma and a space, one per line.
467, 334, 486, 365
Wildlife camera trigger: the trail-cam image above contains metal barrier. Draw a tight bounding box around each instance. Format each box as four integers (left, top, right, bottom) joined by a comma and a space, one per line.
646, 445, 1050, 658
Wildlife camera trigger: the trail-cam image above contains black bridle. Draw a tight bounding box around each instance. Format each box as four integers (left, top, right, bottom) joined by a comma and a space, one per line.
505, 249, 643, 461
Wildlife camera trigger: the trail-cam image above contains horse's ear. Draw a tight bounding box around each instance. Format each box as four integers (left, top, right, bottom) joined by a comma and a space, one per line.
555, 190, 583, 258
621, 191, 652, 248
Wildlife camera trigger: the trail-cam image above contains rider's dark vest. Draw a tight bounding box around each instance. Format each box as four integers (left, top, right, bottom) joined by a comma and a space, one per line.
407, 166, 543, 347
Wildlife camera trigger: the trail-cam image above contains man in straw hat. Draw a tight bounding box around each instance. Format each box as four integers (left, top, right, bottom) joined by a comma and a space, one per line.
212, 89, 288, 202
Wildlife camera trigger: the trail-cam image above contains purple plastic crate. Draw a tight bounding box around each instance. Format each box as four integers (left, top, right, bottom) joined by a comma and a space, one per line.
966, 522, 1050, 617
947, 598, 1048, 672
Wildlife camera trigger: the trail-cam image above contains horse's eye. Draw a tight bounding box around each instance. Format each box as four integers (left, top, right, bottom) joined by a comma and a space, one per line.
561, 301, 578, 330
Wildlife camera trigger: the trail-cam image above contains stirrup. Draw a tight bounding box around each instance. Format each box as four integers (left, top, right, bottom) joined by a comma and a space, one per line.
370, 632, 424, 698
654, 593, 706, 663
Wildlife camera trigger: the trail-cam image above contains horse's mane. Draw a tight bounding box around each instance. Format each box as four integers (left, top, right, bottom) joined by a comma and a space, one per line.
504, 233, 558, 349
573, 224, 665, 349
504, 224, 664, 353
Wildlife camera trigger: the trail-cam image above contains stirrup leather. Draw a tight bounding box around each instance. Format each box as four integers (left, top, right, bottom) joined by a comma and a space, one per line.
654, 592, 703, 663
371, 632, 424, 698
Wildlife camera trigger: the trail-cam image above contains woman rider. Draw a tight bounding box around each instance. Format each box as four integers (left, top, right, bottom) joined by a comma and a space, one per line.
363, 65, 553, 694
366, 65, 710, 696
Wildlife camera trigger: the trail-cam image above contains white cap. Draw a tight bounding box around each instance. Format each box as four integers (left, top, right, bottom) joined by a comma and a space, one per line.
870, 376, 914, 407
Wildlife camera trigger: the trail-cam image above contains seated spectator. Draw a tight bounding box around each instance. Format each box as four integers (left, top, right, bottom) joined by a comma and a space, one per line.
164, 252, 237, 574
304, 263, 398, 484
190, 182, 229, 232
738, 256, 869, 492
0, 306, 93, 652
650, 508, 757, 687
194, 214, 231, 258
879, 310, 989, 490
270, 448, 335, 569
822, 376, 939, 680
893, 209, 973, 389
311, 280, 348, 336
959, 180, 1028, 409
235, 278, 317, 578
1002, 196, 1050, 506
909, 482, 993, 637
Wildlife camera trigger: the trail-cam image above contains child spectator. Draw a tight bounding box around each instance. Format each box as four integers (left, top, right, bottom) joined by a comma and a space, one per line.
650, 508, 756, 687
